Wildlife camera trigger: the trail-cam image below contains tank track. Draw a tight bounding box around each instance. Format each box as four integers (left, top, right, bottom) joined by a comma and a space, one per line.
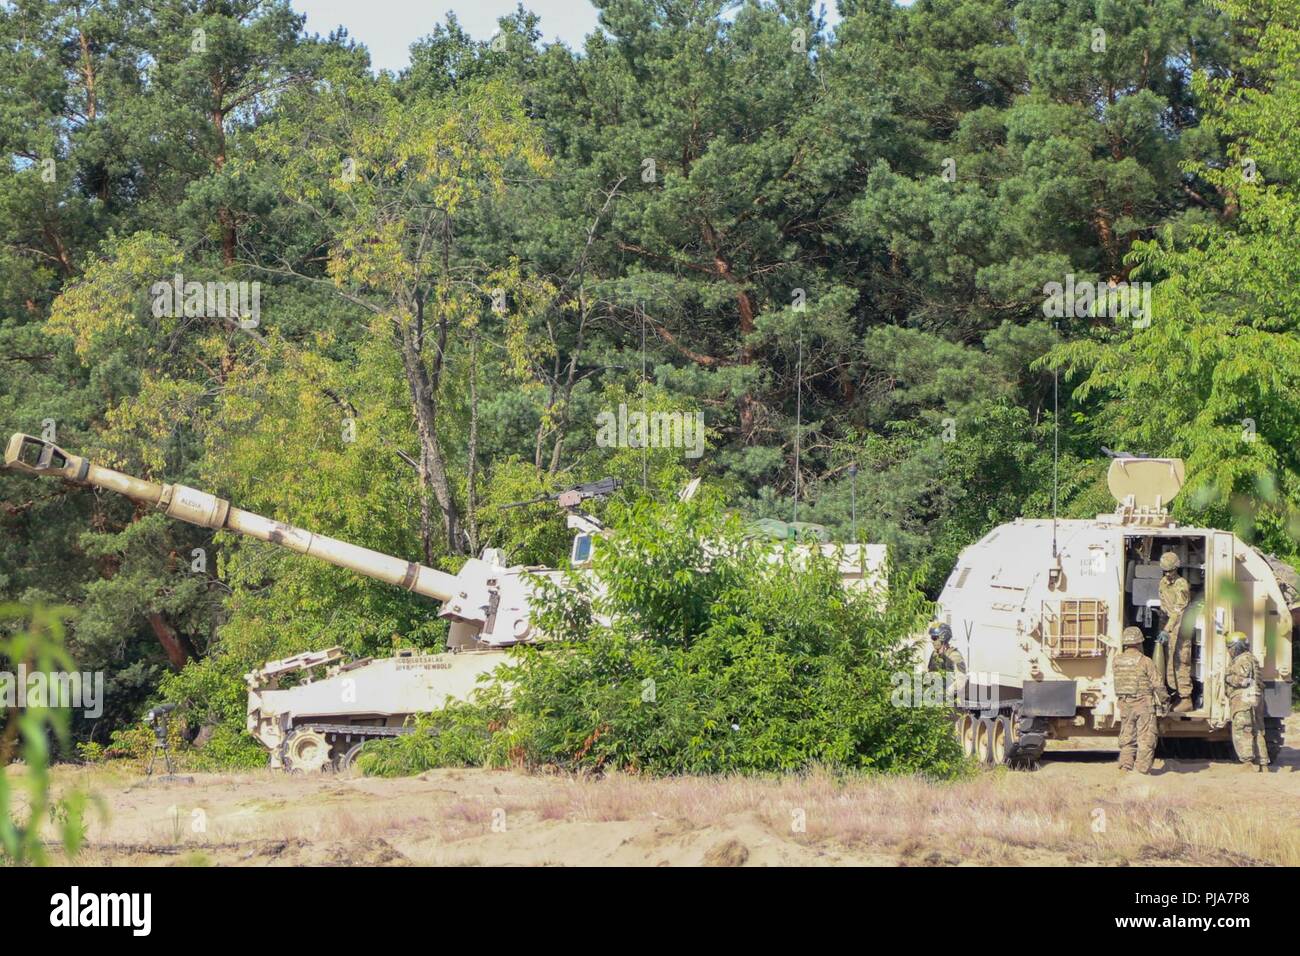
301, 721, 413, 739
286, 722, 415, 772
1007, 714, 1048, 766
1264, 716, 1284, 763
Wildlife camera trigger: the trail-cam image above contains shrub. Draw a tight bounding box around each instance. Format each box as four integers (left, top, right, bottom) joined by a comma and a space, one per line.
356, 690, 510, 777
364, 495, 965, 779
76, 741, 106, 764
182, 724, 267, 771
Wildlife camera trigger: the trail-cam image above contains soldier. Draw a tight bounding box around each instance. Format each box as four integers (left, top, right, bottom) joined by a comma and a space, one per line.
1113, 625, 1169, 773
927, 621, 966, 674
926, 621, 966, 701
1156, 551, 1194, 712
1224, 631, 1268, 771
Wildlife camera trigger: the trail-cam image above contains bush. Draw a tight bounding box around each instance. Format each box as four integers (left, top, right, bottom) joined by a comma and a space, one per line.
356, 691, 510, 777
363, 494, 965, 779
76, 741, 106, 764
182, 724, 268, 771
102, 723, 158, 764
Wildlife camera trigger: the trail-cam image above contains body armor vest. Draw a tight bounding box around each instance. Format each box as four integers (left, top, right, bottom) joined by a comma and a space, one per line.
1113, 650, 1145, 697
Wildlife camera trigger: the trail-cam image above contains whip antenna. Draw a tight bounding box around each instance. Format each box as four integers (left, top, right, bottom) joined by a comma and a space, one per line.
793, 322, 802, 525
1052, 320, 1059, 559
640, 301, 647, 491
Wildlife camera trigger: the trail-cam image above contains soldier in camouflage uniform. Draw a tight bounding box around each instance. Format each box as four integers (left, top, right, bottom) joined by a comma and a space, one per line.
1224, 631, 1268, 771
1113, 626, 1169, 773
1157, 551, 1194, 712
927, 621, 966, 701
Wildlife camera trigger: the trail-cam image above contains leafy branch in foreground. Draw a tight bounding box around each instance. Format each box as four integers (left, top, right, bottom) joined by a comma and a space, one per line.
0, 604, 95, 865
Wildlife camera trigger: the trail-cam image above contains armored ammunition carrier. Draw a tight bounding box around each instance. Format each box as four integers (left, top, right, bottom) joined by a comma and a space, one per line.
933, 456, 1293, 766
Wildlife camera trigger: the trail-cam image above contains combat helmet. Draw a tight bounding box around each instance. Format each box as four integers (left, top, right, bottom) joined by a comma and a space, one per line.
1159, 552, 1180, 571
1121, 626, 1144, 646
928, 620, 952, 643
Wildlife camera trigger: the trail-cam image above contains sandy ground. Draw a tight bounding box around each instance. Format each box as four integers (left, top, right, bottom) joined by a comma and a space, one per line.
28, 713, 1300, 867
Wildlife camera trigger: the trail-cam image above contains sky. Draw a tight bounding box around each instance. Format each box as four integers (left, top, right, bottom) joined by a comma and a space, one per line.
290, 0, 844, 73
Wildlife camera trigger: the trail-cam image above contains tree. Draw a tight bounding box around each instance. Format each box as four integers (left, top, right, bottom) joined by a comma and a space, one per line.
1050, 0, 1300, 554
253, 64, 551, 557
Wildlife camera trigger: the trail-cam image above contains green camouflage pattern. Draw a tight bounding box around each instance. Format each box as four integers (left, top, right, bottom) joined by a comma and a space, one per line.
927, 642, 966, 675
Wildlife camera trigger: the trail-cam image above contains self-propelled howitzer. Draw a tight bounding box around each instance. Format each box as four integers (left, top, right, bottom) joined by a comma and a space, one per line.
3, 433, 549, 769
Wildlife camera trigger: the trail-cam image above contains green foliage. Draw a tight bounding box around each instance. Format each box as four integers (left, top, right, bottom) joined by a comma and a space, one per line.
2, 0, 1295, 770
364, 498, 965, 778
356, 696, 510, 776
102, 723, 157, 764
181, 724, 267, 772
1048, 0, 1300, 557
509, 498, 964, 776
90, 718, 262, 773
75, 741, 106, 764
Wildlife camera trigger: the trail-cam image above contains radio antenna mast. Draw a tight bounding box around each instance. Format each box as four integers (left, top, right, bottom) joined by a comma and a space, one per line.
1052, 320, 1059, 559
793, 322, 802, 525
640, 301, 647, 491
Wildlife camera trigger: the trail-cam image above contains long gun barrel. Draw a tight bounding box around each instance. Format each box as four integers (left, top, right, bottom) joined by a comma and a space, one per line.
4, 433, 460, 603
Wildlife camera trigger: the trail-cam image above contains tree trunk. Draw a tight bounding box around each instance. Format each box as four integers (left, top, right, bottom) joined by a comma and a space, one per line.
394, 317, 461, 554
211, 80, 235, 265
466, 329, 480, 554
146, 612, 196, 670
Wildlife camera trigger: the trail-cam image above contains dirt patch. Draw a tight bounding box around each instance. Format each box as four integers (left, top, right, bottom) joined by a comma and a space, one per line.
29, 714, 1300, 867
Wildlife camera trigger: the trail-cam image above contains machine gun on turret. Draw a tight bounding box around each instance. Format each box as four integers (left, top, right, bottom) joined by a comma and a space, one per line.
499, 477, 622, 512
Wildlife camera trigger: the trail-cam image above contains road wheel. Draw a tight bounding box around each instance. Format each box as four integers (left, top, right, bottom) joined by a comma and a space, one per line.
283, 728, 332, 773
991, 714, 1012, 765
959, 714, 977, 758
335, 740, 366, 772
975, 717, 994, 765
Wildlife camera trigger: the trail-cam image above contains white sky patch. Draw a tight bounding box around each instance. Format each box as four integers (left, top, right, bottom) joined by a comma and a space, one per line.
290, 0, 848, 73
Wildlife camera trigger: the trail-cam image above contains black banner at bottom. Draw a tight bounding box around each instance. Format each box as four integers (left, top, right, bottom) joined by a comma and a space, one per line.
11, 864, 1281, 943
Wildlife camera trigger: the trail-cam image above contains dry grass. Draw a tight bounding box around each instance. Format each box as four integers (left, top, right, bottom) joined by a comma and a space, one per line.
471, 767, 1299, 866
24, 726, 1300, 867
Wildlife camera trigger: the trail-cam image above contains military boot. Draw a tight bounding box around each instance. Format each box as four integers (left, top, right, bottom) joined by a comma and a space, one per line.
1172, 698, 1193, 713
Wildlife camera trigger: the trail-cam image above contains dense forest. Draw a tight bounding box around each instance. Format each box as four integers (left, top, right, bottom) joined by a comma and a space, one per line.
1, 0, 1297, 753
